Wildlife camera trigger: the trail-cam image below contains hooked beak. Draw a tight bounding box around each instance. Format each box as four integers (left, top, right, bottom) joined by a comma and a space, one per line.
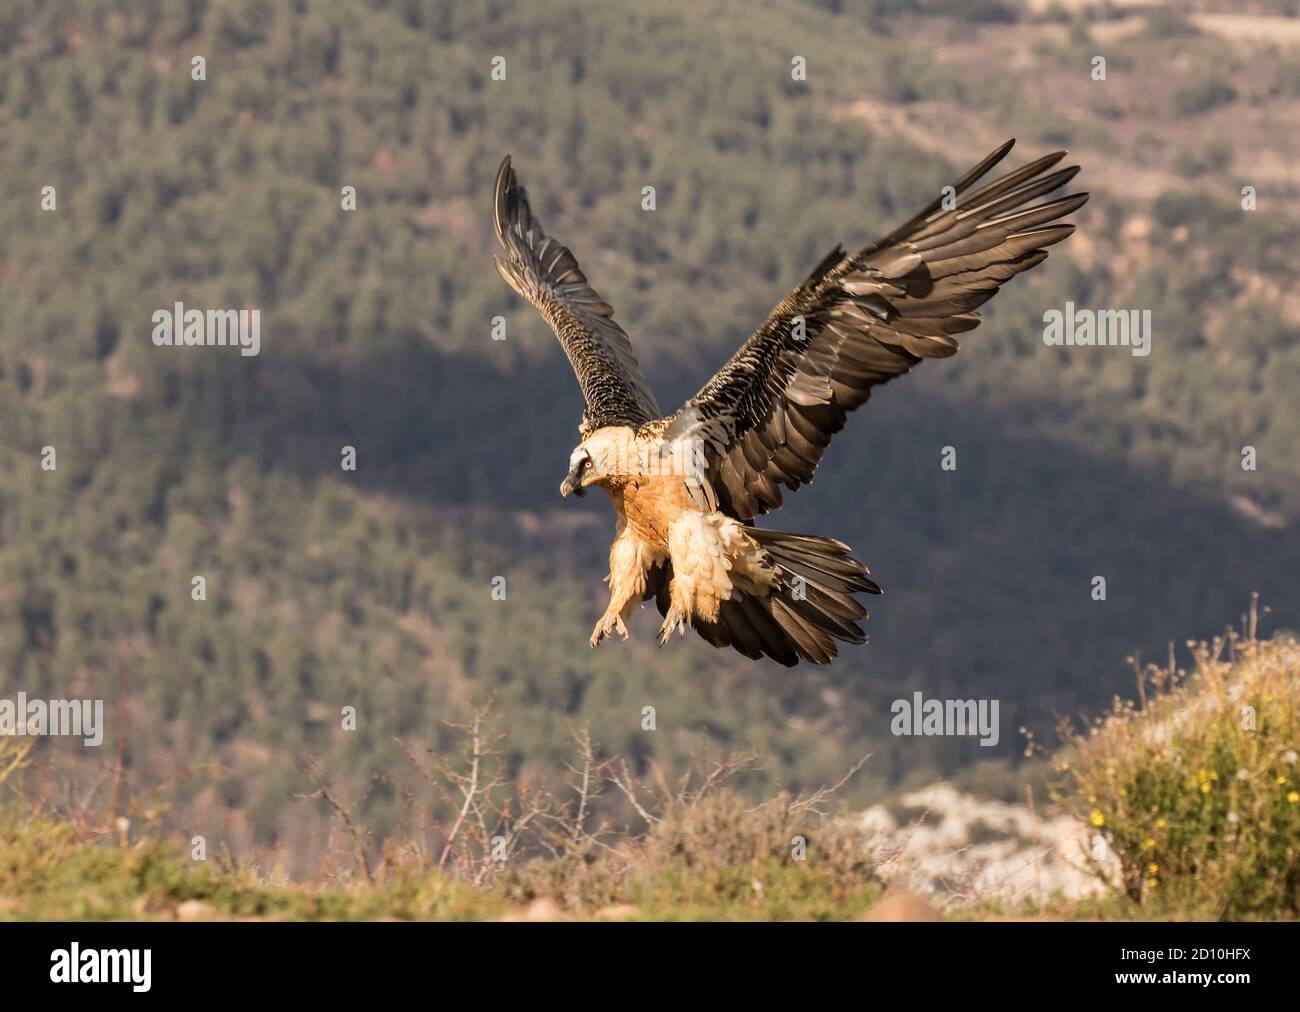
560, 462, 586, 499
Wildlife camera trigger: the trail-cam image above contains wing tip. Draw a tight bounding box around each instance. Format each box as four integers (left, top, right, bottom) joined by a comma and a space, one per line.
493, 154, 517, 245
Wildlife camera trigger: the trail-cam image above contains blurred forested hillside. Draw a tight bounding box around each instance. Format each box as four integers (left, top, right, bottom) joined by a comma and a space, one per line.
1, 0, 1297, 873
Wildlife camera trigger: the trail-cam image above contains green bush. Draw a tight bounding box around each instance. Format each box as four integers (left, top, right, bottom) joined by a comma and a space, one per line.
1054, 619, 1300, 919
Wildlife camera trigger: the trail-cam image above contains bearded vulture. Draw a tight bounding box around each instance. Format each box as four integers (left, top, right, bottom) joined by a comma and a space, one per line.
493, 141, 1086, 666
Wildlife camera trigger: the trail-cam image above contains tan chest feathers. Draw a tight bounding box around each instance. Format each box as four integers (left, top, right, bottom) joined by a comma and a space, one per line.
617, 475, 697, 547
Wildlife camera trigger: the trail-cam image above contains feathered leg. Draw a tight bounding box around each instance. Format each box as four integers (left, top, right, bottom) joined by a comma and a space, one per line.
660, 513, 777, 644
590, 522, 657, 647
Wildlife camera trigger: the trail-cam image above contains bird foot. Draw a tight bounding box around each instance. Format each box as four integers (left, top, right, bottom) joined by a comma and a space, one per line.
589, 612, 629, 648
657, 605, 690, 645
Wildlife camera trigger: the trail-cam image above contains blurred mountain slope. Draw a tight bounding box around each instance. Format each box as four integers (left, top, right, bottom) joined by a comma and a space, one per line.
0, 0, 1296, 871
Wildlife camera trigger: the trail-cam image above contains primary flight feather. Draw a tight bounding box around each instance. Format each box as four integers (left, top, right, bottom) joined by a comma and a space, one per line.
493, 141, 1087, 666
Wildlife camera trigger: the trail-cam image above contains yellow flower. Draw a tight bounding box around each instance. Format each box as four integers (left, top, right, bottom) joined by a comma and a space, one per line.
1147, 863, 1159, 874
1288, 791, 1299, 804
1200, 782, 1212, 794
1277, 776, 1289, 786
1146, 878, 1159, 889
1089, 810, 1105, 827
1155, 818, 1167, 829
1142, 838, 1155, 850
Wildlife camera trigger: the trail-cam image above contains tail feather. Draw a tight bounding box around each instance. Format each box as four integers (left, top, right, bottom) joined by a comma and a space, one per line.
770, 598, 834, 665
647, 527, 879, 666
763, 528, 876, 664
701, 527, 878, 666
736, 593, 801, 667
746, 529, 878, 590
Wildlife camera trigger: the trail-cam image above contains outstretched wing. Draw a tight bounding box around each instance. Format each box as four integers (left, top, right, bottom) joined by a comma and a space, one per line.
493, 155, 660, 434
666, 140, 1087, 522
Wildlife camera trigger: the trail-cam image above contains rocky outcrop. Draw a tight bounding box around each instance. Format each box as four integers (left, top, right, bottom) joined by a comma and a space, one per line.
855, 783, 1115, 910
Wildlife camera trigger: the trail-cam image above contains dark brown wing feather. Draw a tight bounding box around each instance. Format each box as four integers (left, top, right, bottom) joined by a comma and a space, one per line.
666, 140, 1087, 522
492, 156, 661, 434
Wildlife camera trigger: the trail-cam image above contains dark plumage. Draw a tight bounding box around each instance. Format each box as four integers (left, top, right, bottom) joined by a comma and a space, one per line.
666, 140, 1087, 523
493, 156, 660, 435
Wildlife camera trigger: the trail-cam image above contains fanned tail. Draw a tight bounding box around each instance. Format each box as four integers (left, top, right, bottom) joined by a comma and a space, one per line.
659, 527, 879, 667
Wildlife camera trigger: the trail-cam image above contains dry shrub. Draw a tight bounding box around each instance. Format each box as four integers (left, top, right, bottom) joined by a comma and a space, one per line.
495, 750, 876, 914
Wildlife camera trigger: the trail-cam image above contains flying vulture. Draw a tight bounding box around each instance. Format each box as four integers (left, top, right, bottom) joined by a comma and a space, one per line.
493, 141, 1086, 666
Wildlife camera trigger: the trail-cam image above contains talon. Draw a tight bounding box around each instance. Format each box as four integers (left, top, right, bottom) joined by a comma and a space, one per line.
590, 612, 629, 649
657, 606, 689, 645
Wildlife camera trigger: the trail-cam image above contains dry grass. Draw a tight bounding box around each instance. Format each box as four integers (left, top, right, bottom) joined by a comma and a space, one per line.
7, 604, 1297, 920
1, 718, 880, 921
